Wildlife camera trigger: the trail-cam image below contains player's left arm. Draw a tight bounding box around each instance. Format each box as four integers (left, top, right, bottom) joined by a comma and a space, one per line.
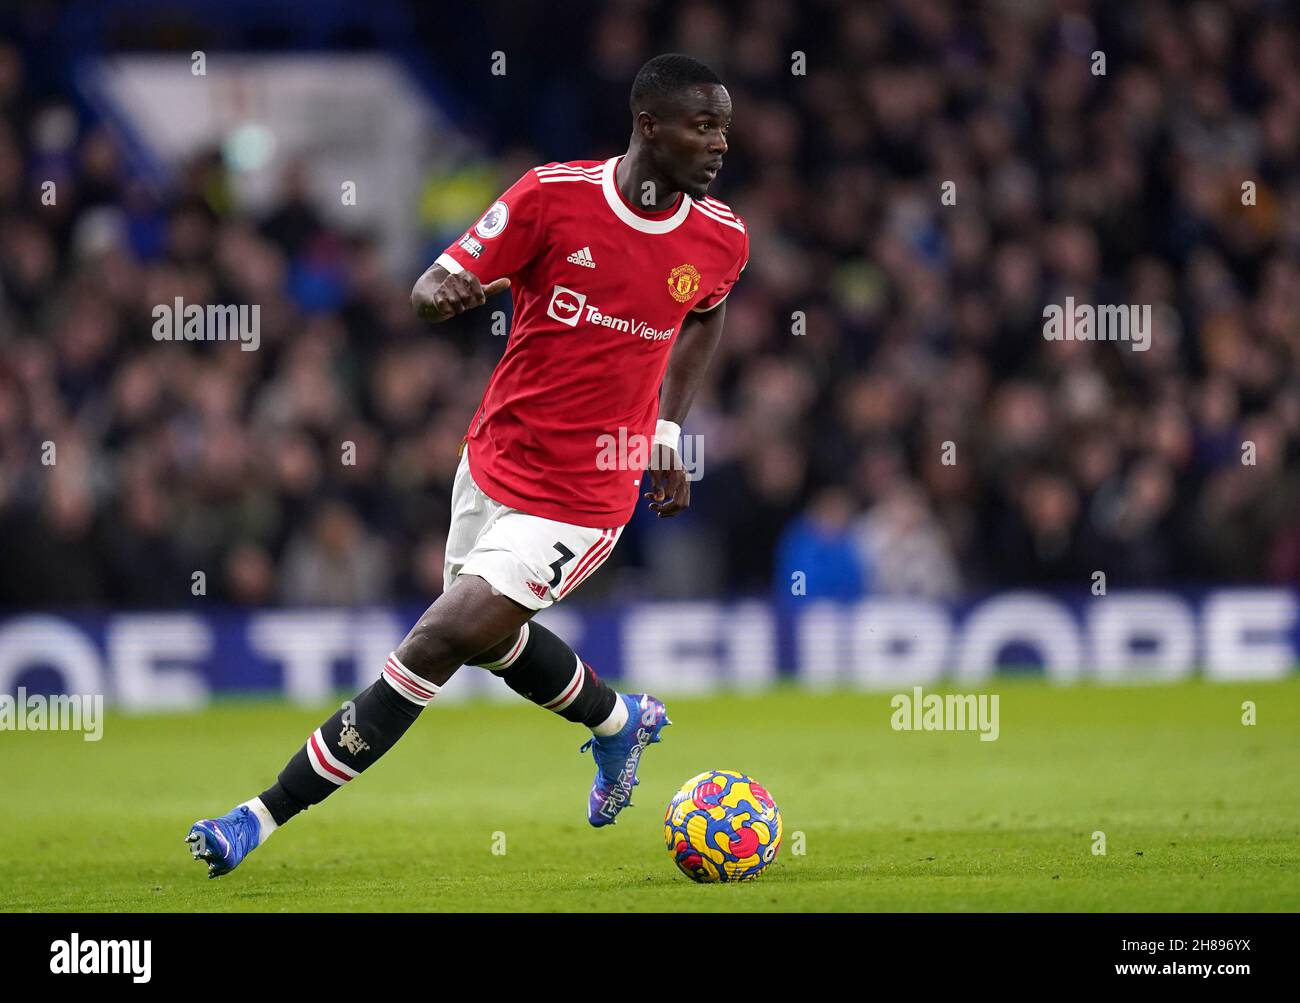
644, 301, 727, 518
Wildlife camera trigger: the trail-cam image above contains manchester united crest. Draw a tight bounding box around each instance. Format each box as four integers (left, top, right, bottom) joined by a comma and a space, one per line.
338, 724, 370, 756
667, 263, 701, 303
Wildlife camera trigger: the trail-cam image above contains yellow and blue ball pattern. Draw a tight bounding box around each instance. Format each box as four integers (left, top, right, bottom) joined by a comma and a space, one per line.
663, 770, 782, 882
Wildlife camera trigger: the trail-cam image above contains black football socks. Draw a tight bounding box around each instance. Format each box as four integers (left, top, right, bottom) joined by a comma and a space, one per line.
248, 628, 624, 836
254, 653, 440, 829
473, 621, 626, 734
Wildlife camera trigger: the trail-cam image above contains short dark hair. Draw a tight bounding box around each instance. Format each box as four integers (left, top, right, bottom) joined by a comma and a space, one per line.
629, 53, 722, 116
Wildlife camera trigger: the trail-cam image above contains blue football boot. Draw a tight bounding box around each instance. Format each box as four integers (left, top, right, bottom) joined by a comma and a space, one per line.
185, 805, 262, 878
580, 692, 670, 827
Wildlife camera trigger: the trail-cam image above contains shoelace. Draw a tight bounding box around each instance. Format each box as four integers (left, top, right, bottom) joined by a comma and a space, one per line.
578, 734, 628, 784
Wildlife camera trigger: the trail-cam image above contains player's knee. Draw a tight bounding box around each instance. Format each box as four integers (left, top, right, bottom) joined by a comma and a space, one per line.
465, 629, 520, 668
396, 617, 485, 680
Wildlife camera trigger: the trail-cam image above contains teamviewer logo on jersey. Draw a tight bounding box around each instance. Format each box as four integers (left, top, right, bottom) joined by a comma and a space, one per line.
547, 285, 588, 327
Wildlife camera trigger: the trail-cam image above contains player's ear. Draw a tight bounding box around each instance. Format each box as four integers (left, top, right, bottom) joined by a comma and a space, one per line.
636, 110, 657, 139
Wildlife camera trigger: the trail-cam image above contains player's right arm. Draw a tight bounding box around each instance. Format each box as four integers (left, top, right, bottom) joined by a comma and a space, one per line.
410, 264, 510, 323
411, 168, 545, 324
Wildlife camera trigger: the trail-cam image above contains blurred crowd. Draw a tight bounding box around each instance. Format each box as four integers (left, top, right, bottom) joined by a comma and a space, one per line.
2, 0, 1300, 608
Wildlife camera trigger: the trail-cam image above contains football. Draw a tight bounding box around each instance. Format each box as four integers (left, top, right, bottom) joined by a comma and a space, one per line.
664, 770, 782, 882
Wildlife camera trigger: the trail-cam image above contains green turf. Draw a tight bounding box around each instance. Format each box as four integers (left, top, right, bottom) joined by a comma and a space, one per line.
1, 677, 1298, 911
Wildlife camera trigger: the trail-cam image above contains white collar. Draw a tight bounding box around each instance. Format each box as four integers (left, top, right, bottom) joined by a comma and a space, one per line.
601, 156, 693, 234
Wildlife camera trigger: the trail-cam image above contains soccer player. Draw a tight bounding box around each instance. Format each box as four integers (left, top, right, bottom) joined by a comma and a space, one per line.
187, 53, 748, 877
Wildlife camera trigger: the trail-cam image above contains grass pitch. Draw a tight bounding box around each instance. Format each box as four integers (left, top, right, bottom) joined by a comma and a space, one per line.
1, 678, 1297, 912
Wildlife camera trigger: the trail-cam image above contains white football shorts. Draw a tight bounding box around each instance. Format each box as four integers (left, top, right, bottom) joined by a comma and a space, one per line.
443, 449, 624, 610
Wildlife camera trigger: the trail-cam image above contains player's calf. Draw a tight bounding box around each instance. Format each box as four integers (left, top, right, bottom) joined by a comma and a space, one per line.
186, 576, 536, 876
185, 652, 439, 878
257, 653, 438, 824
473, 621, 628, 736
470, 622, 671, 826
255, 581, 531, 826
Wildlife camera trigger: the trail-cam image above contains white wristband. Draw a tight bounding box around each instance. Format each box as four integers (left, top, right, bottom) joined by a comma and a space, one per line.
653, 419, 682, 452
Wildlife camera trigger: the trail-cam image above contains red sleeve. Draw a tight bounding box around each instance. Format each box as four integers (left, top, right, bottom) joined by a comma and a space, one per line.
435, 169, 545, 283
692, 225, 749, 313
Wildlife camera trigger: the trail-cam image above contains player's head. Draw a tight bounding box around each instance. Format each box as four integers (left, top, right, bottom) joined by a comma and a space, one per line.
629, 53, 730, 200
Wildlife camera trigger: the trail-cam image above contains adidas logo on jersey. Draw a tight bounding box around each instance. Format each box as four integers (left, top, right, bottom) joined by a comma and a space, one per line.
566, 246, 597, 268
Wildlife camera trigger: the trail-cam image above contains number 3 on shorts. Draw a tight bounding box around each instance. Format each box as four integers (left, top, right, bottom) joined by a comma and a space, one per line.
546, 543, 576, 587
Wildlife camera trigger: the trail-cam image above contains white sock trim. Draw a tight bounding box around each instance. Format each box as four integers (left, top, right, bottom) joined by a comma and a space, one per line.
241, 797, 278, 842
591, 692, 628, 736
543, 654, 586, 712
381, 653, 441, 707
479, 624, 531, 673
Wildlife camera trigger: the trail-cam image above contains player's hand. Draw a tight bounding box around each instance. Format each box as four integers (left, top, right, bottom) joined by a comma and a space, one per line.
644, 442, 690, 518
430, 270, 511, 319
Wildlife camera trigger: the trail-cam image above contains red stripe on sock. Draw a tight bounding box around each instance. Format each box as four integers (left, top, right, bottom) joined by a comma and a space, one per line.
495, 627, 529, 669
384, 657, 436, 696
543, 663, 584, 710
384, 665, 434, 703
308, 732, 352, 782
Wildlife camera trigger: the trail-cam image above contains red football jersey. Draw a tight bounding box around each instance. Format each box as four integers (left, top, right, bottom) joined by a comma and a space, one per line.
435, 157, 749, 527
